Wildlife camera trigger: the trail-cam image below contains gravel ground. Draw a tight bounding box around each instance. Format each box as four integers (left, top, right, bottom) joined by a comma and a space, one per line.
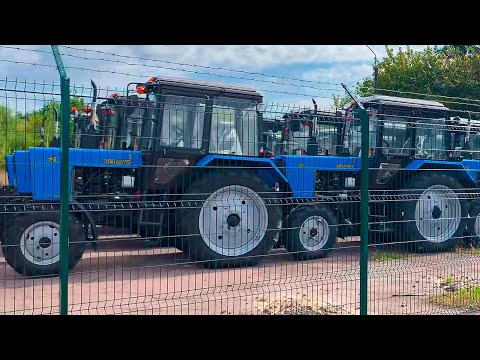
1, 243, 480, 315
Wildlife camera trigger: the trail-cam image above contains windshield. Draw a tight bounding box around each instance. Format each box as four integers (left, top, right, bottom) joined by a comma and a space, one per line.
210, 97, 258, 156
160, 95, 206, 149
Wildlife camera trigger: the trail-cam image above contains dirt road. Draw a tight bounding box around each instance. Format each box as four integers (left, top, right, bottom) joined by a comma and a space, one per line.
1, 244, 479, 315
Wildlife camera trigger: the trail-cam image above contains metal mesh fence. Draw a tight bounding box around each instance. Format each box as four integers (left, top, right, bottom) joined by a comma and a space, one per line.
1, 46, 479, 315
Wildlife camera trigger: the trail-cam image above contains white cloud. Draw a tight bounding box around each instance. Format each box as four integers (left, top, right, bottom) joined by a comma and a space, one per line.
302, 63, 374, 85
68, 45, 430, 71
1, 45, 432, 111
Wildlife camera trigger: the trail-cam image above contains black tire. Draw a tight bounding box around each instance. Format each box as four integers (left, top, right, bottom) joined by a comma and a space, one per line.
177, 171, 282, 268
3, 212, 86, 276
285, 205, 338, 261
466, 201, 480, 247
399, 173, 467, 253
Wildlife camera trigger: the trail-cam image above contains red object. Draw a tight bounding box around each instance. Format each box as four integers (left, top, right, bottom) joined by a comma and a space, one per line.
136, 85, 147, 94
109, 93, 119, 98
133, 190, 141, 201
71, 106, 77, 114
259, 147, 265, 157
83, 106, 91, 114
102, 109, 113, 116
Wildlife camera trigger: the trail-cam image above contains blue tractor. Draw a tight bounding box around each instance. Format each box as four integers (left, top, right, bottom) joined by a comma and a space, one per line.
2, 76, 480, 276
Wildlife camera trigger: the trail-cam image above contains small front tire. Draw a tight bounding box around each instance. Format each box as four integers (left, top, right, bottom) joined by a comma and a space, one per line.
3, 212, 86, 276
285, 205, 338, 261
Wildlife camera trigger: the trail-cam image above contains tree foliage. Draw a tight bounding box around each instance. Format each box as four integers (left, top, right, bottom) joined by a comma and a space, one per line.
335, 45, 480, 112
0, 97, 85, 168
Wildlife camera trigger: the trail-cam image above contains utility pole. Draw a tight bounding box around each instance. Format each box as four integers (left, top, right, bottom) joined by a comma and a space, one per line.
366, 45, 378, 91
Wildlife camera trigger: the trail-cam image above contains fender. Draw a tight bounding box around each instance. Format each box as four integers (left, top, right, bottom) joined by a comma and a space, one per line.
405, 160, 477, 185
71, 200, 99, 250
196, 154, 288, 185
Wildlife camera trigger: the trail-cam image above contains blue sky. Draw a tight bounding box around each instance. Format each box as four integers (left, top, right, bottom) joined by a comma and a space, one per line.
0, 45, 429, 111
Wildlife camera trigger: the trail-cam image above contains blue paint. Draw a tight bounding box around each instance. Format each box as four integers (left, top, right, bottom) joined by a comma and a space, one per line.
11, 147, 142, 201
12, 151, 31, 193
276, 155, 361, 197
11, 145, 480, 203
404, 159, 479, 184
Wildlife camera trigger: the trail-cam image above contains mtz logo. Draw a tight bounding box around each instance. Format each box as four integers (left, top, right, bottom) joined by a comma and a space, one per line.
104, 159, 132, 165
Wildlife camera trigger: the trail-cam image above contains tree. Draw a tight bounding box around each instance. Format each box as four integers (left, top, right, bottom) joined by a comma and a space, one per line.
0, 97, 85, 169
335, 45, 480, 113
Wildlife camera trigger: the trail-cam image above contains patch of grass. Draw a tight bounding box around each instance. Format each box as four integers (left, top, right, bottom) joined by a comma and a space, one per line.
370, 251, 407, 262
456, 244, 480, 256
430, 286, 480, 310
443, 276, 454, 286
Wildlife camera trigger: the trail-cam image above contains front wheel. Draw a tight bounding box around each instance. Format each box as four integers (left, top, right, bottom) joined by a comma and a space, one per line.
3, 212, 86, 276
177, 171, 282, 268
285, 205, 338, 260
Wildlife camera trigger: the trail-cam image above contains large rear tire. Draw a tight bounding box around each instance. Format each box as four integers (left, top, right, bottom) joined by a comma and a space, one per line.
177, 171, 282, 268
3, 212, 86, 276
399, 173, 467, 253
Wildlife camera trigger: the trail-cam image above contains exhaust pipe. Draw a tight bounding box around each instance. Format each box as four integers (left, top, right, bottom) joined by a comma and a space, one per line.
39, 114, 46, 147
53, 107, 59, 140
89, 79, 99, 129
48, 107, 61, 147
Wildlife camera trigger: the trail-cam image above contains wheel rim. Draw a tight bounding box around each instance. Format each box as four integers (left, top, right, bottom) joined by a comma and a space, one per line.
19, 221, 60, 266
198, 185, 268, 257
475, 214, 480, 237
415, 185, 461, 243
298, 215, 330, 251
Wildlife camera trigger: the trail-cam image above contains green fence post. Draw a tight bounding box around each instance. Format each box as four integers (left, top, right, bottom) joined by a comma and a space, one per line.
51, 45, 70, 315
359, 108, 369, 315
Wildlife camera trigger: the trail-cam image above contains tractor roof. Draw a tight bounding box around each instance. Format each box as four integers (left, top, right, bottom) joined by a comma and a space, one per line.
356, 95, 450, 111
153, 76, 263, 101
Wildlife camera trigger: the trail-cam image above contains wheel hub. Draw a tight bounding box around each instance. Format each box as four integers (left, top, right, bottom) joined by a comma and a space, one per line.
38, 237, 52, 249
309, 228, 318, 237
226, 214, 241, 228
432, 206, 442, 219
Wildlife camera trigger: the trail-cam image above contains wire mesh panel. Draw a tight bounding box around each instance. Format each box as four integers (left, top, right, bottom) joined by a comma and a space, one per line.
0, 79, 68, 314
62, 94, 362, 315
360, 96, 480, 315
1, 45, 480, 315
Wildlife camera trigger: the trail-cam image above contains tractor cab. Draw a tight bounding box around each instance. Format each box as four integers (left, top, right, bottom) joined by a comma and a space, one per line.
81, 77, 264, 191
263, 100, 344, 157
344, 95, 456, 187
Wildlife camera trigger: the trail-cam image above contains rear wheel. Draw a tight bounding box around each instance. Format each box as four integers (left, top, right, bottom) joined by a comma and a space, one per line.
3, 212, 86, 276
285, 205, 338, 260
177, 171, 282, 268
400, 173, 467, 253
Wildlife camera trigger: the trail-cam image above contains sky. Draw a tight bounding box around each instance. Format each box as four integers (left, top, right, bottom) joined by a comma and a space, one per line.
0, 45, 429, 112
